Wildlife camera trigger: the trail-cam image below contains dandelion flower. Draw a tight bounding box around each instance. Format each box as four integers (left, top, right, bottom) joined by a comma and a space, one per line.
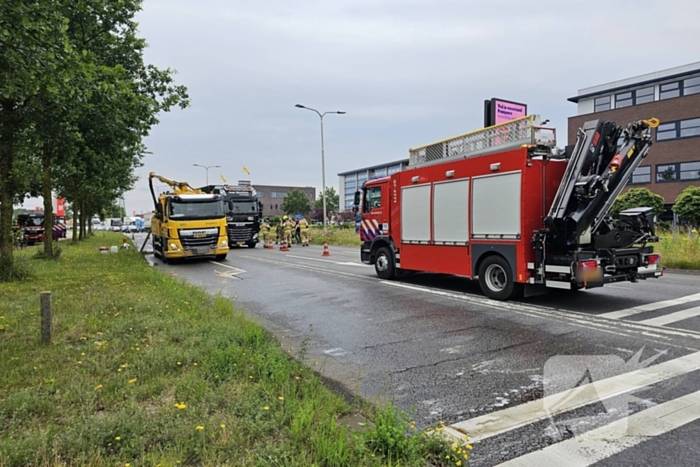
220, 424, 226, 429
456, 461, 461, 466
196, 425, 204, 430
94, 384, 103, 390
125, 464, 130, 467
193, 362, 198, 366
177, 362, 181, 365
115, 436, 121, 441
128, 378, 137, 384
81, 353, 85, 356
175, 402, 186, 409
278, 396, 284, 401
263, 406, 269, 411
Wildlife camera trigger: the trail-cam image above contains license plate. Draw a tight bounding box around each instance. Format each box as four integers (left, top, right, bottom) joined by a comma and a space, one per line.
233, 223, 247, 227
194, 247, 210, 255
194, 233, 206, 238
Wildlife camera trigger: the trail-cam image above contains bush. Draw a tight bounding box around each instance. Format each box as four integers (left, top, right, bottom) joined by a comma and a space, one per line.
673, 186, 700, 231
610, 188, 665, 218
8, 257, 35, 281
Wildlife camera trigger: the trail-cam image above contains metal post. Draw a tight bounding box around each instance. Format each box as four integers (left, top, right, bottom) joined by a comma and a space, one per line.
193, 164, 220, 187
40, 291, 52, 344
320, 115, 327, 229
294, 105, 346, 231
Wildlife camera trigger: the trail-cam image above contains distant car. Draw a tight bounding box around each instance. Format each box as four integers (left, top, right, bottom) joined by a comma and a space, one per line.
121, 223, 138, 233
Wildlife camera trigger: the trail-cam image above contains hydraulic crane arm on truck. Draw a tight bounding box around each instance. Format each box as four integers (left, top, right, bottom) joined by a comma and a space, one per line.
355, 115, 664, 300
147, 172, 229, 262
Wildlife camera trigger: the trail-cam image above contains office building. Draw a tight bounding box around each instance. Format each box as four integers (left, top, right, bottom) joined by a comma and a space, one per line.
338, 159, 409, 210
568, 61, 700, 210
252, 183, 315, 217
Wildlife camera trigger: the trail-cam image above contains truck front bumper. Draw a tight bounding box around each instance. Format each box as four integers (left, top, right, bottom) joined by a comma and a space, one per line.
361, 241, 371, 264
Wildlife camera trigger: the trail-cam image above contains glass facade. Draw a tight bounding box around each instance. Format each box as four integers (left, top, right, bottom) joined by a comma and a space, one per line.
340, 161, 407, 209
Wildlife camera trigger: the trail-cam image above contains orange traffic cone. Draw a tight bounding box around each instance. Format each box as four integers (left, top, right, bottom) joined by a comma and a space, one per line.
131, 232, 135, 240
280, 239, 289, 252
268, 239, 274, 250
322, 241, 330, 257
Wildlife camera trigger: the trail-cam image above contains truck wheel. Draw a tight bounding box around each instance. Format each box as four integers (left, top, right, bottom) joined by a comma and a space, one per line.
215, 254, 227, 261
375, 247, 396, 280
478, 255, 518, 301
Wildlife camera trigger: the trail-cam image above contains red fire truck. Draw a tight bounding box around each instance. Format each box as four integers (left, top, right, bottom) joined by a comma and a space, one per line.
355, 115, 663, 300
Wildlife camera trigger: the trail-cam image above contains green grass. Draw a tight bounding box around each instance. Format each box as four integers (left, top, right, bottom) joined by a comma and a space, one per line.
656, 230, 700, 270
308, 227, 362, 247
0, 233, 471, 466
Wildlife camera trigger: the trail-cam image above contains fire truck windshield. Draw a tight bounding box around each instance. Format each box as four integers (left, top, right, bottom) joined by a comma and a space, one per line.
168, 200, 224, 220
25, 217, 43, 227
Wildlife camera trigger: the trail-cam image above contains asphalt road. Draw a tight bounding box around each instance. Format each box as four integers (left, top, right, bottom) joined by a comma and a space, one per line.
132, 234, 700, 467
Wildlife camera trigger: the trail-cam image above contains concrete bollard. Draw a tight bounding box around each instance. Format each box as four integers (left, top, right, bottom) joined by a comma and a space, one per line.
40, 292, 52, 344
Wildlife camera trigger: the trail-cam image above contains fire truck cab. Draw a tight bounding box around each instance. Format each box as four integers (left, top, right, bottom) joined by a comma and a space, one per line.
356, 115, 663, 300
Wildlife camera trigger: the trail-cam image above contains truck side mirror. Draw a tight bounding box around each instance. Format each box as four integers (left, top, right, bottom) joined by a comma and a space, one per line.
353, 190, 361, 206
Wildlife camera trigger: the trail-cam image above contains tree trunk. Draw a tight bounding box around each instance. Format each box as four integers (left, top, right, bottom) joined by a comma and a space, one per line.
71, 194, 79, 243
0, 100, 17, 281
42, 149, 54, 258
80, 199, 87, 240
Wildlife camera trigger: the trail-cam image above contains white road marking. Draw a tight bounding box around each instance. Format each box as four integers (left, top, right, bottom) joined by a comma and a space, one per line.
637, 306, 700, 327
323, 347, 350, 357
209, 262, 247, 274
599, 292, 700, 319
443, 350, 700, 444
495, 389, 700, 467
286, 254, 369, 267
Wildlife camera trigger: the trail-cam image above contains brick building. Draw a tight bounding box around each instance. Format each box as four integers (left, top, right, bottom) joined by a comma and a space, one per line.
251, 183, 315, 217
567, 61, 700, 212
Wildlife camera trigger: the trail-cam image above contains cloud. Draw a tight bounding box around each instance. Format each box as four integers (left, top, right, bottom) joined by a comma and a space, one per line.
20, 0, 700, 214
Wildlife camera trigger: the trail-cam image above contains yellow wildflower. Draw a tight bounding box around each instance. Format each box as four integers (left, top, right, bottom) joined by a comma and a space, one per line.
278, 396, 284, 401
128, 378, 137, 384
456, 461, 461, 466
115, 436, 121, 441
175, 402, 186, 409
94, 384, 103, 390
263, 406, 269, 411
196, 425, 204, 430
220, 424, 226, 429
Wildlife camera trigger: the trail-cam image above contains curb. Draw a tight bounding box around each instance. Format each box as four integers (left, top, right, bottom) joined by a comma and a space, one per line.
664, 268, 700, 276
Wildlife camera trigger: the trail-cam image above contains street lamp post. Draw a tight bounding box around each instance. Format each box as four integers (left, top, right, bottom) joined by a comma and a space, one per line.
295, 104, 346, 230
192, 164, 220, 186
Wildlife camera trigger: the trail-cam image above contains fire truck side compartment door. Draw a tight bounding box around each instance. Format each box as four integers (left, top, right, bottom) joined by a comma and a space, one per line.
433, 179, 469, 244
472, 171, 522, 239
401, 184, 431, 243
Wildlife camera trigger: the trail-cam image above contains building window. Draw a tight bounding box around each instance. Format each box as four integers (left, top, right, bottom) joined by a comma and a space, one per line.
660, 81, 681, 100
685, 76, 700, 96
257, 191, 264, 197
681, 161, 700, 180
656, 117, 700, 141
635, 86, 655, 104
680, 118, 700, 138
656, 122, 677, 141
275, 204, 278, 210
656, 164, 677, 182
271, 191, 287, 198
594, 95, 611, 112
630, 166, 651, 184
656, 162, 700, 182
615, 92, 633, 108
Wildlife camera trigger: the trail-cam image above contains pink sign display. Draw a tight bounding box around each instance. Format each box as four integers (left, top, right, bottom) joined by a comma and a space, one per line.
494, 100, 527, 124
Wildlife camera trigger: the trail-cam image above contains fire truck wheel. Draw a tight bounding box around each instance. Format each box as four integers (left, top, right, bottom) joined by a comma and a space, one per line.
375, 246, 396, 280
478, 255, 516, 300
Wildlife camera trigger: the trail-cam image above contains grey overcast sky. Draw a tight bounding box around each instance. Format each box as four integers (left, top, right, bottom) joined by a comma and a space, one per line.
19, 0, 700, 215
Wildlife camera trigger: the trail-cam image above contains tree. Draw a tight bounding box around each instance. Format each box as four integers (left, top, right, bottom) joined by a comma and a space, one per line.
281, 189, 312, 216
314, 187, 340, 213
609, 188, 665, 219
673, 186, 700, 231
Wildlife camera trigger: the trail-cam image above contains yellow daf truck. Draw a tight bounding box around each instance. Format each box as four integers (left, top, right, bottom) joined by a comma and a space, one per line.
148, 172, 229, 262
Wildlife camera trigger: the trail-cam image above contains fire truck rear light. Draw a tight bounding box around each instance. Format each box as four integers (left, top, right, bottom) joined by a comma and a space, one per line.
411, 176, 420, 183
490, 163, 501, 171
446, 170, 455, 178
578, 260, 598, 269
646, 254, 660, 265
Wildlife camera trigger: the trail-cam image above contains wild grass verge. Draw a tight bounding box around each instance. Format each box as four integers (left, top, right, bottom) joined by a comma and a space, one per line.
308, 226, 362, 247
0, 233, 470, 466
656, 230, 700, 270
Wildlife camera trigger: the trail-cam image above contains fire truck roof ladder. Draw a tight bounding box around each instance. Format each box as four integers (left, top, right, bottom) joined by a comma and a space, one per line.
408, 115, 556, 167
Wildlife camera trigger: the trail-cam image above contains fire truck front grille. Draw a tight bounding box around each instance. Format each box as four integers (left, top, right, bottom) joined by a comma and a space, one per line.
227, 226, 253, 242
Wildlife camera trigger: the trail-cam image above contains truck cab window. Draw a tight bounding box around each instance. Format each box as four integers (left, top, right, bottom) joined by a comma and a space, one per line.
364, 187, 382, 212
